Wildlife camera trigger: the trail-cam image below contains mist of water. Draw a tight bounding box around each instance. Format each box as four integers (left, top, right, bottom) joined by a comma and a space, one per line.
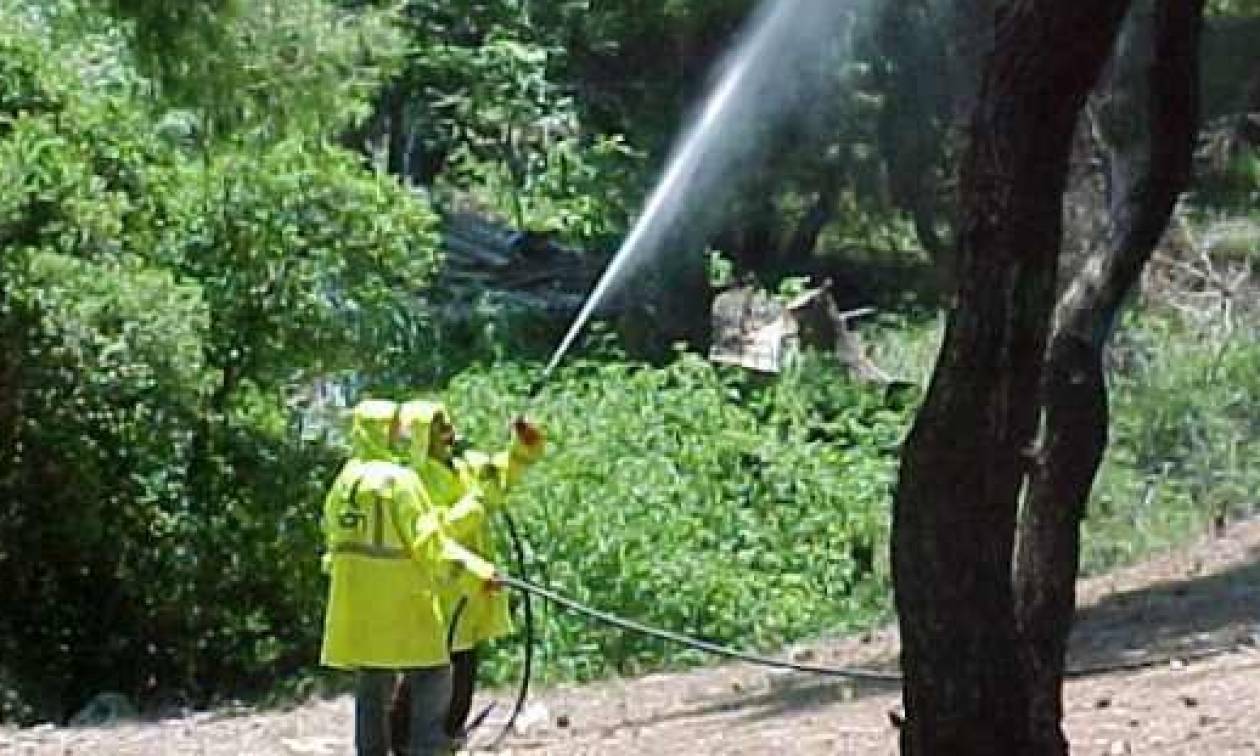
540, 0, 866, 383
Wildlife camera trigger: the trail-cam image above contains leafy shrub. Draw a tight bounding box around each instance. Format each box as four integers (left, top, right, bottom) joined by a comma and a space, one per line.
153, 138, 442, 388
428, 351, 912, 683
0, 0, 441, 723
1083, 315, 1260, 572
0, 253, 211, 721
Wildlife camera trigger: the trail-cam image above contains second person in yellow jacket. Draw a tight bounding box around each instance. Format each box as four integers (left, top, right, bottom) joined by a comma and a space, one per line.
394, 399, 545, 740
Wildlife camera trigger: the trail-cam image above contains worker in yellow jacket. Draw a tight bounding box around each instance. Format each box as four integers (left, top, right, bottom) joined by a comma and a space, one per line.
321, 399, 501, 755
394, 399, 545, 739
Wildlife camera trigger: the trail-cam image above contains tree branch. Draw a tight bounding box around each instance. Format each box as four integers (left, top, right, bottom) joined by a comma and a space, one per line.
1013, 1, 1205, 751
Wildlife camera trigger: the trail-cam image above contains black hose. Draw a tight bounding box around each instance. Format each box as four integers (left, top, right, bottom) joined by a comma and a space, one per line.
1062, 644, 1235, 679
445, 596, 468, 652
497, 574, 1243, 694
465, 701, 496, 735
498, 575, 901, 683
491, 509, 535, 749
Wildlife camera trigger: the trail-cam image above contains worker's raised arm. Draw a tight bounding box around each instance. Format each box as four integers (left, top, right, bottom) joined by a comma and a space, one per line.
497, 416, 547, 491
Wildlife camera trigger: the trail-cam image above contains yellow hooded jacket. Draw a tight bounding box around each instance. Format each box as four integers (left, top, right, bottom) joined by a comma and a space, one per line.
398, 400, 544, 650
320, 400, 495, 670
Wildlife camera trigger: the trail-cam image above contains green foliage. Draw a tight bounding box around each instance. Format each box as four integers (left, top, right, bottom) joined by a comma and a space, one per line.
160, 139, 441, 389
435, 352, 911, 683
391, 3, 647, 241
442, 132, 644, 242
706, 248, 735, 288
107, 0, 404, 141
544, 0, 949, 268
1208, 0, 1260, 15
0, 0, 442, 723
1195, 147, 1260, 212
0, 12, 65, 125
1083, 315, 1260, 571
0, 252, 212, 721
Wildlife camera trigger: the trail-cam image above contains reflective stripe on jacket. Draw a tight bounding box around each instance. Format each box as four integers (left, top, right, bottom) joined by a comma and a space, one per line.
320, 401, 494, 670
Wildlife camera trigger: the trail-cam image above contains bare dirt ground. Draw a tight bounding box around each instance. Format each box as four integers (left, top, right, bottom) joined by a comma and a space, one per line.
5, 518, 1260, 755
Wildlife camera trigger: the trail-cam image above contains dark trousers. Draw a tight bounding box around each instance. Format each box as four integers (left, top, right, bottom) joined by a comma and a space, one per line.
356, 667, 451, 756
447, 648, 479, 737
389, 648, 479, 751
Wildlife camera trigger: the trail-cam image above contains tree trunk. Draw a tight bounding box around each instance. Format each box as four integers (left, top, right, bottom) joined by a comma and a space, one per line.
781, 182, 837, 268
946, 0, 997, 120
891, 2, 1131, 753
1238, 61, 1260, 147
1013, 1, 1205, 752
385, 83, 409, 180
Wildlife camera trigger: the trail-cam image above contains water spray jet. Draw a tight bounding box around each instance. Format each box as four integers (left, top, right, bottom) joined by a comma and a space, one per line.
530, 0, 864, 395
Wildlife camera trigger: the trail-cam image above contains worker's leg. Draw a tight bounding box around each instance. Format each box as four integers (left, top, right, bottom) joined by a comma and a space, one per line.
446, 648, 479, 737
354, 669, 396, 756
389, 675, 412, 756
403, 665, 454, 755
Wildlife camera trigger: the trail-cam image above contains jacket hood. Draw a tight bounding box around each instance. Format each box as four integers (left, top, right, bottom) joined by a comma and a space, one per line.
349, 399, 399, 461
398, 399, 449, 469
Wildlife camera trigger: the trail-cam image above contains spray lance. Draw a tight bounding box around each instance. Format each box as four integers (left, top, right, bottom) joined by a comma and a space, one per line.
480, 19, 755, 733
484, 360, 575, 746
474, 218, 630, 744
481, 0, 864, 740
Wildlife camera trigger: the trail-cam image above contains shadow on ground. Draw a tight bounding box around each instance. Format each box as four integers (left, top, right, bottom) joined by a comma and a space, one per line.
1068, 542, 1260, 669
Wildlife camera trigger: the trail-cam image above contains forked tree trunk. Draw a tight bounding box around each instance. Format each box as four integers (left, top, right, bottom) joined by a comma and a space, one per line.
1013, 1, 1205, 752
891, 1, 1132, 753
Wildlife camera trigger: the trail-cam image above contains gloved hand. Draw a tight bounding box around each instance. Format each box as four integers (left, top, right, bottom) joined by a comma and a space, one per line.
484, 571, 506, 595
511, 416, 544, 448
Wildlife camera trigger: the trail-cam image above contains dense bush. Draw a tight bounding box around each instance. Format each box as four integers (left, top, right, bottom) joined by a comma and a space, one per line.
1083, 314, 1260, 571
0, 253, 210, 721
0, 0, 440, 723
430, 351, 914, 683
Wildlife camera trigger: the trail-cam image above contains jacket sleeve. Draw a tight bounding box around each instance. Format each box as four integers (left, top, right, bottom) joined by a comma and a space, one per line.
406, 502, 497, 593
386, 481, 441, 565
441, 535, 498, 595
442, 492, 486, 540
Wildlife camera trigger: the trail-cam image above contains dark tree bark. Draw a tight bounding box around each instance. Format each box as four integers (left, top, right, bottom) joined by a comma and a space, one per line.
891, 1, 1132, 753
1238, 62, 1260, 146
1013, 0, 1205, 752
781, 180, 839, 268
384, 83, 409, 179
945, 0, 998, 119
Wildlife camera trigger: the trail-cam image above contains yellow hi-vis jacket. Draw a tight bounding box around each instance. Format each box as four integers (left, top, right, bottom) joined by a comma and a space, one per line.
320, 400, 495, 670
398, 400, 545, 651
